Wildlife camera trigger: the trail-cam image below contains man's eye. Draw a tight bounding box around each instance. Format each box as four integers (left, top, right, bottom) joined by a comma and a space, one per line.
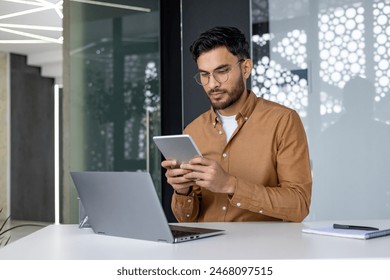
200, 73, 209, 77
216, 68, 230, 74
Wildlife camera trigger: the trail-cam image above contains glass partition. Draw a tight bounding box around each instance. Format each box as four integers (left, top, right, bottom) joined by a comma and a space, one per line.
68, 0, 161, 221
251, 0, 390, 220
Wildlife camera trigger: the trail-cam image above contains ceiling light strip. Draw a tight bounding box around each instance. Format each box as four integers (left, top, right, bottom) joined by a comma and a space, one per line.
0, 23, 62, 31
54, 6, 64, 19
0, 40, 50, 44
70, 0, 151, 12
0, 6, 51, 20
0, 27, 62, 43
2, 0, 47, 7
36, 0, 55, 5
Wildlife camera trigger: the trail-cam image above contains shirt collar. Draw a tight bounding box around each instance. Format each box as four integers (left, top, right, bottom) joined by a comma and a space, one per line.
209, 90, 258, 125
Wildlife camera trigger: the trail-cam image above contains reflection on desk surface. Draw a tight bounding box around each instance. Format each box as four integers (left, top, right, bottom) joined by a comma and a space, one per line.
0, 219, 49, 246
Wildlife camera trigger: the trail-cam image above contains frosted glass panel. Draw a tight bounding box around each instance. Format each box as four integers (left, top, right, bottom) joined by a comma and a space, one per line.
69, 1, 161, 198
251, 0, 390, 220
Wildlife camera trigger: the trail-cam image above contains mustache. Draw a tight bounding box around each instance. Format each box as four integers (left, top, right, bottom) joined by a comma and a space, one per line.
208, 88, 227, 95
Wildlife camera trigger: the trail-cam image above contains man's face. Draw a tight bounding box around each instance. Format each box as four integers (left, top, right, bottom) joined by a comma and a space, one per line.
196, 47, 246, 112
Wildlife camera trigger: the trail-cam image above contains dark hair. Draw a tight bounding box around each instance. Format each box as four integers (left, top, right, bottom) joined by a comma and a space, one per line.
190, 26, 250, 61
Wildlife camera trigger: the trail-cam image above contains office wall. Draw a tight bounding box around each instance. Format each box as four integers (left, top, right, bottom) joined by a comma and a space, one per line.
10, 54, 55, 222
0, 52, 8, 216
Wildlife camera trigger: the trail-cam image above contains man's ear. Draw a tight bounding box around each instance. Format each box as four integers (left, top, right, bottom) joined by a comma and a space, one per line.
242, 59, 253, 79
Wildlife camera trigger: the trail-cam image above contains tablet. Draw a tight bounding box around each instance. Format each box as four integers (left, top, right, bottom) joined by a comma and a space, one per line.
153, 134, 202, 164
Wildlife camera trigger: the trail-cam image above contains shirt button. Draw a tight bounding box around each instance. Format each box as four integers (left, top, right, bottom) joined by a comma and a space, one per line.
187, 199, 192, 203
219, 130, 223, 135
222, 206, 227, 211
236, 202, 241, 207
222, 153, 227, 158
186, 214, 190, 217
259, 210, 263, 214
244, 117, 248, 121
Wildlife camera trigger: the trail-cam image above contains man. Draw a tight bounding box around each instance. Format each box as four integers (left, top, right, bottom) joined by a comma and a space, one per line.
162, 26, 312, 222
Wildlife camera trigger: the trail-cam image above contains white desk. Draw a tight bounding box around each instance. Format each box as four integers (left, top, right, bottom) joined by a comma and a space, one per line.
0, 220, 389, 260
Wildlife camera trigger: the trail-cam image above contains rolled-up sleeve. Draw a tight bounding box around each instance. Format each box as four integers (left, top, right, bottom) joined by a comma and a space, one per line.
171, 190, 200, 222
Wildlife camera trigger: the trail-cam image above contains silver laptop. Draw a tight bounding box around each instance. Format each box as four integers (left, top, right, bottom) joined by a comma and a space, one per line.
70, 171, 224, 243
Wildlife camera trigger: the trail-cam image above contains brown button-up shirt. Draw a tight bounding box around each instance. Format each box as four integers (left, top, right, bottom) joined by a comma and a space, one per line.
172, 91, 312, 222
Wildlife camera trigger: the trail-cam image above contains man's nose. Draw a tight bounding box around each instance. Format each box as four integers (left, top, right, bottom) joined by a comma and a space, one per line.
207, 74, 221, 89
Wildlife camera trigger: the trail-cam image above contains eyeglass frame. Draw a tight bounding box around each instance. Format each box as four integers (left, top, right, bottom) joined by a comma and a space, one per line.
193, 59, 245, 86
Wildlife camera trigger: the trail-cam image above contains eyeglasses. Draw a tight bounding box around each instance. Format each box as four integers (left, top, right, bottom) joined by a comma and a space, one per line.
193, 59, 244, 86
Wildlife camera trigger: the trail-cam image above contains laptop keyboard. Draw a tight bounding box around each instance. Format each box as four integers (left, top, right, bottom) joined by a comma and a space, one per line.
171, 229, 195, 238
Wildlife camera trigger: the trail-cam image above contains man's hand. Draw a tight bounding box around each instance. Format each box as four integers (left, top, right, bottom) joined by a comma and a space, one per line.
180, 157, 236, 194
161, 159, 194, 195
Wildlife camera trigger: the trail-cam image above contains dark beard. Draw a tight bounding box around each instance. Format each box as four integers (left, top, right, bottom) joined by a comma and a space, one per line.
209, 77, 246, 110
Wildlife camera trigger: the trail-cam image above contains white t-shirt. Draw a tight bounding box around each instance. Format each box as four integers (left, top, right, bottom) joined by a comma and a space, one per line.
217, 111, 238, 142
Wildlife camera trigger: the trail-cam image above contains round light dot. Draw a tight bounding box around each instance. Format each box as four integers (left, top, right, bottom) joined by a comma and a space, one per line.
277, 92, 286, 102
256, 65, 265, 75
257, 75, 264, 83
373, 26, 382, 35
282, 38, 289, 46
355, 13, 364, 24
347, 41, 358, 52
379, 76, 389, 87
285, 45, 294, 55
351, 63, 361, 73
379, 60, 389, 70
266, 68, 275, 79
320, 24, 329, 32
323, 75, 329, 82
296, 55, 304, 65
320, 49, 330, 60
386, 26, 390, 36
299, 79, 308, 87
330, 46, 340, 56
334, 8, 344, 17
335, 61, 344, 71
331, 72, 341, 82
270, 85, 279, 94
264, 80, 271, 88
377, 34, 387, 44
325, 31, 335, 41
335, 25, 345, 35
378, 15, 388, 25
334, 37, 343, 46
299, 33, 307, 44
298, 46, 306, 55
321, 14, 330, 23
351, 29, 362, 40
346, 8, 357, 18
328, 56, 336, 65
345, 19, 356, 30
348, 53, 358, 63
334, 104, 342, 113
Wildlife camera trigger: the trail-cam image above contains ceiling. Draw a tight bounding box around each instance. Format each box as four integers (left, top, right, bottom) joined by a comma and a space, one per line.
0, 0, 63, 84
